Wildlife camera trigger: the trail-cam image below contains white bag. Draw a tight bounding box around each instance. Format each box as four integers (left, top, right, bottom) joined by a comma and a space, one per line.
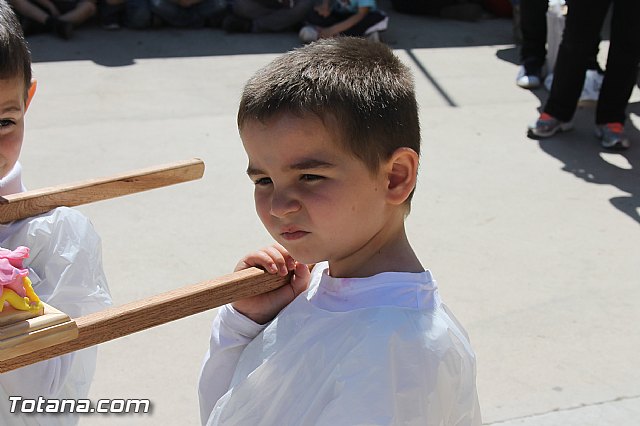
546, 0, 567, 73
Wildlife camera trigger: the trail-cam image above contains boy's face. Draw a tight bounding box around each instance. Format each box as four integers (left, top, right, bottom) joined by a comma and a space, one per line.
242, 113, 392, 268
0, 77, 27, 179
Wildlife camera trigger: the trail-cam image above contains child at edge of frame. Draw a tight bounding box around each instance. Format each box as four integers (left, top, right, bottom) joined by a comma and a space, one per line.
0, 1, 112, 424
198, 37, 481, 426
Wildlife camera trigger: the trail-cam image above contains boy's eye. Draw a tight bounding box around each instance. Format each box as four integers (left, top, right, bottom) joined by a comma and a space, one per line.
253, 177, 272, 186
300, 174, 324, 182
0, 119, 16, 128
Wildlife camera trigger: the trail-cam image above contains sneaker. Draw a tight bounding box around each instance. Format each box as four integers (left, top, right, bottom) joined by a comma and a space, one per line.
516, 65, 541, 89
222, 14, 252, 33
298, 25, 319, 43
578, 69, 603, 107
527, 112, 573, 138
366, 31, 380, 42
596, 123, 630, 150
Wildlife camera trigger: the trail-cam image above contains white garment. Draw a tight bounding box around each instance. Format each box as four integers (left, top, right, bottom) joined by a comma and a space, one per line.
0, 163, 112, 426
199, 262, 480, 426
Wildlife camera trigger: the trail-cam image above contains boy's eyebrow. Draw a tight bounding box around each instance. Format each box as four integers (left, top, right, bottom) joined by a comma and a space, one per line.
246, 159, 335, 176
0, 105, 22, 114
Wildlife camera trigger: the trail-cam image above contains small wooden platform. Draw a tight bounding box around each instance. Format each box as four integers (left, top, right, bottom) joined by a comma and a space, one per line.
0, 303, 78, 361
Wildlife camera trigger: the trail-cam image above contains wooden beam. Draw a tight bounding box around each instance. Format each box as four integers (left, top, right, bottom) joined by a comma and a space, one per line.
0, 267, 290, 372
0, 158, 205, 223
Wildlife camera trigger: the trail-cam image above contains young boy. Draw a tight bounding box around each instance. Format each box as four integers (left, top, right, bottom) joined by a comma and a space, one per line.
198, 38, 481, 425
299, 0, 388, 42
0, 1, 112, 423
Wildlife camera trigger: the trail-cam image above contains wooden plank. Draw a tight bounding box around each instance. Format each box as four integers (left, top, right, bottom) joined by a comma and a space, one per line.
0, 303, 78, 360
0, 158, 205, 223
0, 267, 290, 372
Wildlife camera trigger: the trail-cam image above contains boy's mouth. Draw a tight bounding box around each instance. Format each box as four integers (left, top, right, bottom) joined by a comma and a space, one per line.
280, 229, 310, 241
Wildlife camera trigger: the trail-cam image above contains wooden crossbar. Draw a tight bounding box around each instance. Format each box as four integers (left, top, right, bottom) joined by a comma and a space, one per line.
0, 267, 290, 372
0, 158, 205, 223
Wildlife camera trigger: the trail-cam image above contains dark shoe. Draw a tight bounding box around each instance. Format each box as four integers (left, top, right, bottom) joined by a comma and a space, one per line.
596, 123, 630, 150
222, 14, 252, 33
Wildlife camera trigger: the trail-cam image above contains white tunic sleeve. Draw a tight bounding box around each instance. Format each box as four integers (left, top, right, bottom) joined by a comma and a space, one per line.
198, 304, 267, 425
0, 208, 112, 426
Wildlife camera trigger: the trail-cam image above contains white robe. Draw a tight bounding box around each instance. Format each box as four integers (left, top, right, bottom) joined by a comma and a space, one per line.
199, 262, 480, 425
0, 163, 112, 426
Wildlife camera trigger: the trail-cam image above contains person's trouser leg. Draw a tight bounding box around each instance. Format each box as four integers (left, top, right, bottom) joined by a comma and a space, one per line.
251, 0, 314, 32
595, 0, 640, 124
519, 0, 547, 70
125, 0, 151, 28
544, 0, 610, 122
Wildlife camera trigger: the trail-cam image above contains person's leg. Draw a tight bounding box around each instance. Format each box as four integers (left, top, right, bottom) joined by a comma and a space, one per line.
59, 0, 97, 25
304, 8, 343, 27
8, 0, 49, 24
595, 0, 640, 125
251, 0, 314, 32
232, 0, 271, 20
341, 10, 386, 37
543, 0, 610, 122
190, 0, 224, 26
124, 0, 151, 28
519, 0, 547, 71
149, 0, 192, 26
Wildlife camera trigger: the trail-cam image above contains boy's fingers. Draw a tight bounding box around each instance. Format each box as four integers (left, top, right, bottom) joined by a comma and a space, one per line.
235, 251, 278, 273
263, 246, 288, 276
290, 262, 311, 296
271, 243, 296, 270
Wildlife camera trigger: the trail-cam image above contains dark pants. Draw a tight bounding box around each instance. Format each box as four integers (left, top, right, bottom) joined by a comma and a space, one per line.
544, 0, 640, 124
519, 0, 548, 70
305, 9, 386, 37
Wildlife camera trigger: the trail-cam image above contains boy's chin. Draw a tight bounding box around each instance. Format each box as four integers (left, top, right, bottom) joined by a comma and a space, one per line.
280, 246, 322, 266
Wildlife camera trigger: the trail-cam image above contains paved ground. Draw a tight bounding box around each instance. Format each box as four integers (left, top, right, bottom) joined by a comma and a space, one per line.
18, 1, 640, 424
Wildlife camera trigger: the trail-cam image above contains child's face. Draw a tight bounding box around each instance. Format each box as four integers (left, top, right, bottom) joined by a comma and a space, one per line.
242, 113, 392, 269
0, 77, 26, 179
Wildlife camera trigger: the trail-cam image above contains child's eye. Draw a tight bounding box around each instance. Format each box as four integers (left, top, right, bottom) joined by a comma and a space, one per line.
0, 119, 16, 129
300, 174, 324, 182
253, 177, 273, 186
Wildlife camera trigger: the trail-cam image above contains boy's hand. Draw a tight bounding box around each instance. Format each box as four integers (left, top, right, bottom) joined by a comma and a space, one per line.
232, 243, 310, 324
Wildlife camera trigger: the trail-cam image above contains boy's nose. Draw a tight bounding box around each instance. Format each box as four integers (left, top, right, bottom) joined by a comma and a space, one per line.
270, 190, 301, 218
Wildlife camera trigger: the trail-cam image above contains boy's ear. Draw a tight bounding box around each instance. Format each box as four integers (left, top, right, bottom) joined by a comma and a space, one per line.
25, 79, 37, 111
384, 147, 419, 205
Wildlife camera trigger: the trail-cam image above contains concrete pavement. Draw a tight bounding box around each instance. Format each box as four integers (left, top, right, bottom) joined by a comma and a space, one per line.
19, 2, 640, 424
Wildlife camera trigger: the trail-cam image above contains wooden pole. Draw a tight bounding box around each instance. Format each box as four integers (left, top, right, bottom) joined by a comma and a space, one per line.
0, 158, 205, 223
0, 267, 290, 373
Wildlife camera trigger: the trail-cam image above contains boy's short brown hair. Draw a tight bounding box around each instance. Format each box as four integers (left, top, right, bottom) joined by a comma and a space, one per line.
0, 0, 32, 102
238, 37, 420, 180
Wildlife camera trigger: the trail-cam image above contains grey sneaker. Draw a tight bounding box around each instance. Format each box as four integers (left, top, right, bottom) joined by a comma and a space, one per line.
596, 123, 630, 150
527, 112, 573, 138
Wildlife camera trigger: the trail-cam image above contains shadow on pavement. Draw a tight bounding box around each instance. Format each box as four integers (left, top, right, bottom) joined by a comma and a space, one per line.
497, 42, 639, 225
536, 103, 639, 225
26, 0, 514, 67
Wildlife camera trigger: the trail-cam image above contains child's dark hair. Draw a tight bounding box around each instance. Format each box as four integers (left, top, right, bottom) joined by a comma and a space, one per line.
238, 37, 420, 193
0, 0, 32, 102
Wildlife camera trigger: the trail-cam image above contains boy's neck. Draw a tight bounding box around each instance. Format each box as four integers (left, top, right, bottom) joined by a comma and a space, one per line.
328, 213, 423, 278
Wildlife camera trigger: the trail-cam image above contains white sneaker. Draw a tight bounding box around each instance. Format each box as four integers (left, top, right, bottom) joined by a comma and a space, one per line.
516, 65, 541, 89
299, 26, 319, 43
366, 31, 380, 42
578, 69, 603, 107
